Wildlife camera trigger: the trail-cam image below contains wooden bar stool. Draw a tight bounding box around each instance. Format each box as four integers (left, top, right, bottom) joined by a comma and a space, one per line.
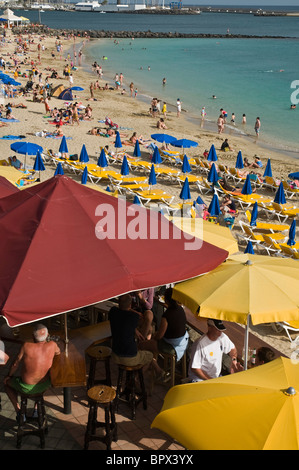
17, 392, 48, 449
85, 343, 112, 389
84, 385, 117, 450
115, 364, 147, 420
158, 341, 187, 388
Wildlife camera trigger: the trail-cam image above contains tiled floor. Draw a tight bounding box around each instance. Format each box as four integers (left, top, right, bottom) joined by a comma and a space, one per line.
0, 339, 184, 451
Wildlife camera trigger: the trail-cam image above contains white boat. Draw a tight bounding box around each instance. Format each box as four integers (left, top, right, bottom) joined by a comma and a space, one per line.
75, 1, 101, 11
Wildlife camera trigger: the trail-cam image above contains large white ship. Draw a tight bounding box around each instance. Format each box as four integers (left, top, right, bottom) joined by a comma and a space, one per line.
74, 1, 101, 11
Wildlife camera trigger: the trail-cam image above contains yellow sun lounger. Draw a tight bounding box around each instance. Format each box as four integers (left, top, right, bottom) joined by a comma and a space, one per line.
132, 189, 175, 205
244, 210, 289, 232
279, 244, 299, 259
108, 174, 148, 185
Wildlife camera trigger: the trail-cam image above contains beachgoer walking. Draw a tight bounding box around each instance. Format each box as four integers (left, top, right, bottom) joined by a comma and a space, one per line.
177, 98, 181, 118
242, 114, 246, 124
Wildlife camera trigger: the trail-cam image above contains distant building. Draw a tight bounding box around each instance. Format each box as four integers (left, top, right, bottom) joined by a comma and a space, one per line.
74, 1, 147, 12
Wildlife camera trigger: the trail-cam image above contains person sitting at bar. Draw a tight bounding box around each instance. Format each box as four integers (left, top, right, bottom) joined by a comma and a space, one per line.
4, 324, 60, 422
108, 294, 164, 377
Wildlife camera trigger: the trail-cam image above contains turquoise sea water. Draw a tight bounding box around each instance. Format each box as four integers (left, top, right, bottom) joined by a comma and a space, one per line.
84, 37, 299, 155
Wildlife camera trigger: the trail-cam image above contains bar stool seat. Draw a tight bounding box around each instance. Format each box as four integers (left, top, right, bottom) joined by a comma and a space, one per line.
84, 385, 117, 450
85, 343, 112, 389
115, 363, 147, 420
17, 392, 48, 449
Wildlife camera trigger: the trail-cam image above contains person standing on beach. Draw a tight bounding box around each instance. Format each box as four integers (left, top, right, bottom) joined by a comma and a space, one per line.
242, 114, 247, 125
162, 102, 167, 118
89, 82, 94, 100
217, 114, 224, 134
254, 117, 261, 138
129, 82, 134, 97
177, 98, 181, 118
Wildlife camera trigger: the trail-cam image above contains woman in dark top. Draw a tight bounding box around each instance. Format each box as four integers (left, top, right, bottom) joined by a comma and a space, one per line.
153, 288, 189, 361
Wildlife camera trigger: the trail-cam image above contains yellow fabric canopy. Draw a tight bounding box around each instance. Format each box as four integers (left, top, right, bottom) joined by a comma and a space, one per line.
167, 216, 238, 255
0, 166, 24, 185
173, 253, 299, 326
152, 356, 299, 450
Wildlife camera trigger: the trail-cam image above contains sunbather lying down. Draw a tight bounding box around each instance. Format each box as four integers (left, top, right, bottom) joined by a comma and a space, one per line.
122, 131, 148, 146
88, 127, 128, 138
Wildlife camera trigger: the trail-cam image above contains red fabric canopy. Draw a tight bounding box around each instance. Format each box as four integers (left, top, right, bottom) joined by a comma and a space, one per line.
0, 176, 228, 327
0, 176, 19, 198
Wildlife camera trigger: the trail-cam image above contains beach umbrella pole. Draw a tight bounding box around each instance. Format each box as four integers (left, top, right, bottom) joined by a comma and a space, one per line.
243, 314, 250, 370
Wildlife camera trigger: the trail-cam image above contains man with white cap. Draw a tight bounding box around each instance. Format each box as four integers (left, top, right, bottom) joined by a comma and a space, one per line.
188, 318, 241, 382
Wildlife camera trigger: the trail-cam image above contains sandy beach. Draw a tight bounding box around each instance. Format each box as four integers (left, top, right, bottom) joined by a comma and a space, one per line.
1, 27, 299, 359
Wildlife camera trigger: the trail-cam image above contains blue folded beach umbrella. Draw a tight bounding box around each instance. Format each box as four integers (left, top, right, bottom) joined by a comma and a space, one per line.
241, 174, 252, 195
148, 164, 157, 186
263, 159, 272, 178
244, 240, 255, 254
151, 133, 177, 144
208, 193, 221, 217
287, 219, 296, 246
194, 195, 205, 206
97, 148, 108, 168
54, 162, 64, 176
133, 140, 141, 158
182, 154, 191, 173
207, 144, 218, 162
288, 171, 299, 179
59, 135, 69, 155
274, 182, 286, 204
114, 131, 122, 149
133, 195, 141, 205
207, 163, 219, 184
121, 155, 130, 176
250, 202, 258, 227
79, 144, 89, 163
71, 86, 84, 91
81, 166, 88, 185
180, 177, 191, 201
152, 146, 162, 165
235, 150, 244, 169
33, 150, 45, 172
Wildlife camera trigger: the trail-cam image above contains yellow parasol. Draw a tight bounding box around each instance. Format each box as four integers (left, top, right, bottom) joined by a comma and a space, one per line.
0, 166, 24, 185
168, 216, 238, 255
173, 253, 299, 367
152, 356, 299, 450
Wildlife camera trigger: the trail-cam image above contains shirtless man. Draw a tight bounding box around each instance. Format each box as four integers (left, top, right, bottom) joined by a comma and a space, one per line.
4, 324, 60, 418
